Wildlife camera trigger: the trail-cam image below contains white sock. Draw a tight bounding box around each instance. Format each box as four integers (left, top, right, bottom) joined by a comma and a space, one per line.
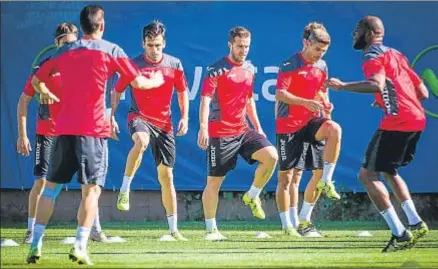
321, 162, 336, 183
205, 218, 217, 232
299, 202, 315, 222
31, 223, 45, 249
74, 227, 91, 252
92, 209, 102, 232
28, 217, 36, 231
289, 207, 299, 228
247, 185, 261, 199
167, 215, 178, 233
401, 200, 422, 225
380, 206, 406, 237
279, 211, 293, 229
120, 176, 133, 193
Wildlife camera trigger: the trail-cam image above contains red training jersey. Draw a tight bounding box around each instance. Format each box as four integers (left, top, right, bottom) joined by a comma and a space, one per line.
115, 53, 188, 133
201, 56, 255, 137
34, 38, 139, 138
362, 44, 426, 132
276, 53, 328, 134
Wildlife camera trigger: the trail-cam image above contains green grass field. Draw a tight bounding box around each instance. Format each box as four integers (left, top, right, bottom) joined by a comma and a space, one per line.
1, 221, 437, 268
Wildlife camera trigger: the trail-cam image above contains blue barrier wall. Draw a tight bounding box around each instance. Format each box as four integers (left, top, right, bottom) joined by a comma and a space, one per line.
1, 1, 437, 192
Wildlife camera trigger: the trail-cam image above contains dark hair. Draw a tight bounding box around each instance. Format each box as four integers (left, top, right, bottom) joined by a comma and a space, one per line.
143, 20, 166, 40
303, 22, 331, 45
80, 5, 104, 35
229, 26, 251, 42
54, 22, 78, 41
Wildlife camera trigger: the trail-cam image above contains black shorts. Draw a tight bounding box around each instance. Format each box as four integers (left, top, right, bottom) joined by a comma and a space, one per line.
277, 117, 327, 171
207, 130, 273, 177
362, 129, 422, 175
34, 135, 54, 178
47, 135, 108, 187
128, 118, 175, 168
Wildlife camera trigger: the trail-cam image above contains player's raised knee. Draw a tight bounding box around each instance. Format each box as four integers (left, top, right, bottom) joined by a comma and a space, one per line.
326, 120, 342, 138
263, 146, 279, 165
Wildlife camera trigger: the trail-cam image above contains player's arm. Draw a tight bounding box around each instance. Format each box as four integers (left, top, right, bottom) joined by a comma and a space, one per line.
327, 56, 385, 94
246, 97, 265, 136
175, 63, 190, 136
315, 89, 333, 119
275, 71, 322, 112
415, 83, 429, 101
406, 66, 429, 101
176, 91, 189, 136
31, 58, 60, 104
130, 72, 164, 90
111, 47, 164, 90
17, 82, 33, 156
198, 70, 216, 150
198, 96, 211, 150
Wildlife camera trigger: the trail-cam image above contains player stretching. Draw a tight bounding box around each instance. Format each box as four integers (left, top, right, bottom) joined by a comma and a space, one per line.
198, 26, 278, 240
275, 22, 340, 237
327, 15, 429, 252
113, 20, 189, 240
27, 5, 163, 265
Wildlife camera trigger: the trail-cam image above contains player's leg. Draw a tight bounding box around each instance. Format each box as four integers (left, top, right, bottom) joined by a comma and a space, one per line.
288, 170, 303, 229
298, 169, 323, 237
117, 118, 150, 211
90, 187, 109, 242
276, 132, 303, 235
240, 131, 278, 220
313, 118, 342, 200
69, 136, 108, 265
276, 169, 302, 237
27, 136, 76, 264
202, 136, 239, 240
380, 131, 428, 242
298, 140, 325, 237
24, 135, 52, 243
203, 176, 227, 240
148, 125, 185, 239
360, 130, 414, 252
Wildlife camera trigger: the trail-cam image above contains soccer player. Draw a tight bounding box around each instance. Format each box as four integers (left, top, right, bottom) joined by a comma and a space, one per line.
112, 20, 189, 240
27, 5, 164, 265
327, 15, 429, 252
17, 22, 109, 245
198, 26, 278, 240
275, 22, 342, 237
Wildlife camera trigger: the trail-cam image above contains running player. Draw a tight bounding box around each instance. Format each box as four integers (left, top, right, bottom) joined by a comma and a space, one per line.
113, 20, 189, 240
327, 15, 429, 252
198, 26, 278, 240
27, 5, 164, 265
275, 22, 342, 237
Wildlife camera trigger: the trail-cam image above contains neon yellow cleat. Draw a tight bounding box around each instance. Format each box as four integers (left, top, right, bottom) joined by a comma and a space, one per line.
69, 246, 94, 265
242, 193, 266, 219
26, 246, 41, 264
409, 221, 429, 244
170, 231, 188, 241
316, 181, 341, 200
298, 221, 323, 237
204, 229, 227, 241
283, 227, 302, 237
117, 192, 130, 211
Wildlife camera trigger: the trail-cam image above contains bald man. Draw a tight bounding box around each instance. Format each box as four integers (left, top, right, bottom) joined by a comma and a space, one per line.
327, 16, 429, 253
